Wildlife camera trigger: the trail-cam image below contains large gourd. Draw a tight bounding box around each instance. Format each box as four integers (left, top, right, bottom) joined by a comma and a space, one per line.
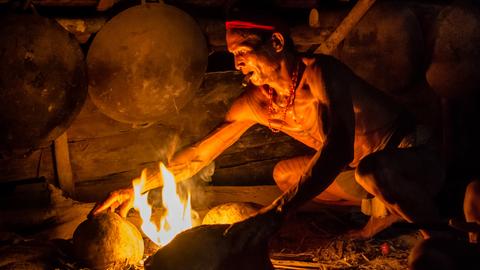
87, 3, 208, 126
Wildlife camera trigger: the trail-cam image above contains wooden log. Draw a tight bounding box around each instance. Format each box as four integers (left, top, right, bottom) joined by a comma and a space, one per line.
76, 180, 338, 214
213, 159, 279, 186
67, 71, 243, 141
193, 185, 282, 210
0, 147, 55, 183
64, 70, 308, 190
69, 130, 309, 194
66, 96, 136, 140
68, 125, 179, 183
164, 0, 320, 9
45, 2, 425, 94
35, 1, 445, 54
53, 132, 76, 197
315, 0, 376, 55
218, 126, 311, 163
67, 71, 240, 187
198, 15, 343, 50
67, 125, 309, 188
335, 2, 424, 93
55, 16, 107, 43
75, 179, 284, 205
32, 0, 98, 6
0, 184, 94, 240
96, 0, 116, 11
270, 259, 320, 269
202, 3, 425, 93
0, 177, 50, 209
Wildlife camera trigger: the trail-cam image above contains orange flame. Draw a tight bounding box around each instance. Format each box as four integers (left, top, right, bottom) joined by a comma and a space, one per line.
132, 163, 193, 247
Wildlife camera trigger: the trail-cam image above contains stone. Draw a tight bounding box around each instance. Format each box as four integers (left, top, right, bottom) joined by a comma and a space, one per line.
72, 212, 144, 269
202, 202, 262, 225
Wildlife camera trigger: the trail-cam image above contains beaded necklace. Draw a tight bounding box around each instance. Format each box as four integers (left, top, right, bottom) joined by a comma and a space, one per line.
267, 62, 300, 133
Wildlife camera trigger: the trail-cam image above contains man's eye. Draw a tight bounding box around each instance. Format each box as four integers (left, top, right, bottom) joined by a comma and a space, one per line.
235, 50, 247, 56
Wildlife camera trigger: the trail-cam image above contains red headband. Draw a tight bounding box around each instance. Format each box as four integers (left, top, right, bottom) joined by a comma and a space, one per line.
225, 20, 275, 31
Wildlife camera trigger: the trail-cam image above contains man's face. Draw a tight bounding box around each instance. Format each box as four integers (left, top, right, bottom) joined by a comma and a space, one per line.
226, 30, 281, 86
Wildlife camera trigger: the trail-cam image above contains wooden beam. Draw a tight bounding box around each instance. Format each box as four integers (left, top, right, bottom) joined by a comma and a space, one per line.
315, 0, 376, 54
0, 147, 55, 183
271, 259, 320, 269
75, 181, 346, 214
32, 0, 98, 6
54, 132, 76, 198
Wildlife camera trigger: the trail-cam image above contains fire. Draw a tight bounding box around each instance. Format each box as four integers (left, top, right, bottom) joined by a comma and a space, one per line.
132, 163, 193, 247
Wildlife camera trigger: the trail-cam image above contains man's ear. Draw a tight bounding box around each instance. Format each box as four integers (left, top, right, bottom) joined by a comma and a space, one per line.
271, 32, 285, 53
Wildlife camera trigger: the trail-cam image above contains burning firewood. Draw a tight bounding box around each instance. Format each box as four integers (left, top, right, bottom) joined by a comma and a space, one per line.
72, 212, 144, 269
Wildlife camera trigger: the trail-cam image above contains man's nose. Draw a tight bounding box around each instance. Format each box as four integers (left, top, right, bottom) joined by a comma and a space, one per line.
234, 57, 245, 70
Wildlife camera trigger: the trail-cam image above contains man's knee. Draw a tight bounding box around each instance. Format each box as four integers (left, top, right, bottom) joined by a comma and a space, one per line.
355, 153, 386, 188
465, 180, 480, 200
355, 153, 397, 202
464, 179, 480, 222
272, 160, 292, 188
273, 157, 309, 190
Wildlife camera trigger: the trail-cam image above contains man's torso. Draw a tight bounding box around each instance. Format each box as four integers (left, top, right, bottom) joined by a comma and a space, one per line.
240, 55, 407, 167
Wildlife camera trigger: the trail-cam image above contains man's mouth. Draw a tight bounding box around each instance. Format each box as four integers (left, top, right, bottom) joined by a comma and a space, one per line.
242, 71, 254, 86
245, 71, 254, 80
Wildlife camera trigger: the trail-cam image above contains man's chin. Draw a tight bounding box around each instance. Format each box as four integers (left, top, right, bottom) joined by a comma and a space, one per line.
249, 76, 264, 86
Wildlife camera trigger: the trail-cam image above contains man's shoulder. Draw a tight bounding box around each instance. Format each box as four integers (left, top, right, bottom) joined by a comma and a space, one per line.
226, 85, 266, 122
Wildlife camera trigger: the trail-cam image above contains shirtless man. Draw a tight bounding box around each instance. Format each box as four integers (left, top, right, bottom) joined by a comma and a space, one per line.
91, 6, 444, 239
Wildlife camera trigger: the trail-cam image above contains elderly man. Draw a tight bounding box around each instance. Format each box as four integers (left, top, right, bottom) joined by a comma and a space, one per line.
92, 4, 444, 239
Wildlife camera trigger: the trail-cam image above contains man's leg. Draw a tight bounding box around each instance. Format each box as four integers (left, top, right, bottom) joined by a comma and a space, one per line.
273, 155, 365, 205
354, 147, 445, 238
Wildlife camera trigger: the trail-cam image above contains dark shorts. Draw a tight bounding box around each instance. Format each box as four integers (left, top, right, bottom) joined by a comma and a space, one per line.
321, 125, 433, 200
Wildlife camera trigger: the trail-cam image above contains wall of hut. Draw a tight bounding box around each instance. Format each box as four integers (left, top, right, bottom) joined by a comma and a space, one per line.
0, 0, 479, 210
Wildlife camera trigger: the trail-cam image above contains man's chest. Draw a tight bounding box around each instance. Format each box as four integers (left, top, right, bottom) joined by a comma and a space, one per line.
251, 85, 326, 148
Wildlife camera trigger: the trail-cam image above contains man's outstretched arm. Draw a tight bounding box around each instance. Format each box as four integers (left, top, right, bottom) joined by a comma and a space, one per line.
142, 118, 256, 191
90, 94, 257, 217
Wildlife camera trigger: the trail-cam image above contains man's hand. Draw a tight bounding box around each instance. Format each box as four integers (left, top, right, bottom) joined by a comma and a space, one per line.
223, 204, 285, 253
89, 188, 134, 218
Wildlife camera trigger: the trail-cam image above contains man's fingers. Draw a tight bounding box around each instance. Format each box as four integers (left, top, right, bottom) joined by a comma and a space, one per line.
119, 200, 133, 218
92, 194, 119, 215
88, 203, 101, 219
110, 201, 120, 212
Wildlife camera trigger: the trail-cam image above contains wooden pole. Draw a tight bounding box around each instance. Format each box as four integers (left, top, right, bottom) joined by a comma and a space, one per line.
54, 132, 76, 198
315, 0, 376, 55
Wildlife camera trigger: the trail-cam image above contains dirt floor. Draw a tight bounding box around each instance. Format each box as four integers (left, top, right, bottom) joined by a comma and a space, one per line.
269, 207, 422, 270
0, 205, 424, 270
139, 206, 422, 270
